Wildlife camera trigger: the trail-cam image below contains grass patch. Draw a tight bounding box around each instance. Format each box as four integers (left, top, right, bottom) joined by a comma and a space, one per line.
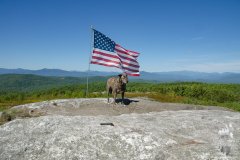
1, 91, 240, 112
1, 81, 240, 112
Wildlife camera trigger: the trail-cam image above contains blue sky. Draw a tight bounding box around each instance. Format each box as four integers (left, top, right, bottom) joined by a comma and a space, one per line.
0, 0, 240, 73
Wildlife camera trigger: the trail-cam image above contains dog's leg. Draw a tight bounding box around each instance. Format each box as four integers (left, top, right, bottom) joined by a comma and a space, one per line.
107, 87, 112, 104
121, 92, 124, 104
107, 89, 110, 104
107, 92, 109, 104
113, 92, 117, 104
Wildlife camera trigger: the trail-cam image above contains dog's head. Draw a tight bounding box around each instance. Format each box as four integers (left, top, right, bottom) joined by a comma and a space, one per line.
118, 73, 128, 84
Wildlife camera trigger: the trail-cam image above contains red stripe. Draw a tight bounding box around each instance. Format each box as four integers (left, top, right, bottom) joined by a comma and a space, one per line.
122, 67, 139, 73
121, 61, 139, 68
115, 48, 139, 59
115, 44, 139, 55
93, 50, 119, 59
91, 56, 120, 65
90, 61, 121, 68
91, 61, 140, 76
126, 73, 140, 76
118, 55, 138, 64
92, 46, 140, 77
93, 48, 139, 67
115, 48, 130, 56
127, 50, 139, 55
92, 57, 139, 72
115, 48, 139, 56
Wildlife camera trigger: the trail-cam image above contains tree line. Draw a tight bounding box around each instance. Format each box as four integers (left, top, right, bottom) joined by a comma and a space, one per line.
0, 81, 240, 111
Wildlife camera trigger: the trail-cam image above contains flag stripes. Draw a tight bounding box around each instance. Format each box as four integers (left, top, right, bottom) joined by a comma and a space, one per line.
115, 44, 139, 58
90, 29, 140, 76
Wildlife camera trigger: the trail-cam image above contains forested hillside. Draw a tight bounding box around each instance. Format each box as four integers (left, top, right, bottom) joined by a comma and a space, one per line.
1, 68, 240, 83
0, 74, 240, 111
0, 74, 109, 92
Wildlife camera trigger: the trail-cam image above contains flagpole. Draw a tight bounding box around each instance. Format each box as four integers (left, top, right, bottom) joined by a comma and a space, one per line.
86, 25, 94, 97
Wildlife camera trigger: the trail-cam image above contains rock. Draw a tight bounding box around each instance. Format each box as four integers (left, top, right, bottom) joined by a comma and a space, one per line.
0, 112, 11, 124
0, 108, 44, 125
0, 110, 240, 160
10, 98, 231, 117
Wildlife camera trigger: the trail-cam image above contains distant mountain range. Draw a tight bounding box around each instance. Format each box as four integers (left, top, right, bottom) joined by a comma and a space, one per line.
1, 68, 240, 83
0, 68, 119, 77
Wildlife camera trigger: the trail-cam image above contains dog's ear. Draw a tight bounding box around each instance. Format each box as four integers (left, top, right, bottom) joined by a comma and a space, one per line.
122, 73, 127, 77
117, 74, 122, 82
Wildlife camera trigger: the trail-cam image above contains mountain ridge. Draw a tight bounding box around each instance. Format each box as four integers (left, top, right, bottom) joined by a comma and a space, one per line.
0, 68, 240, 83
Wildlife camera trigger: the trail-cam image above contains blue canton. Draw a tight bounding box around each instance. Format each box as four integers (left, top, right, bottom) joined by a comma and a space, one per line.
93, 29, 115, 52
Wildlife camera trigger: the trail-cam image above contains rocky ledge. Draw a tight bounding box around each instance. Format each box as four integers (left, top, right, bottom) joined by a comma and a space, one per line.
0, 98, 239, 160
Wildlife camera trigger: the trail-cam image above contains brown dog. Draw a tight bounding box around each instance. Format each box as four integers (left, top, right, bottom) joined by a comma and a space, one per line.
106, 73, 128, 104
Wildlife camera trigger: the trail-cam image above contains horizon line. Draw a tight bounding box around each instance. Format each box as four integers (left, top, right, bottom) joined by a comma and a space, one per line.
0, 67, 240, 74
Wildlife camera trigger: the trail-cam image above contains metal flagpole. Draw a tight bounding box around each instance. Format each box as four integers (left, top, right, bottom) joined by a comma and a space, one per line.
86, 25, 94, 97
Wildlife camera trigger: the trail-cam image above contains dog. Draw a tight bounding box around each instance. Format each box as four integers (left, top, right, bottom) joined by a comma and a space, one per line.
106, 73, 128, 104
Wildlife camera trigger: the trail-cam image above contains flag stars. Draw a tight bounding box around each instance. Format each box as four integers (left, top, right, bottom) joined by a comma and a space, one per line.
93, 29, 115, 52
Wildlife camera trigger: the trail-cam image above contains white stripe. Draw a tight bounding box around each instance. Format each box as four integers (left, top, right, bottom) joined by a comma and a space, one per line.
124, 70, 140, 75
91, 59, 121, 67
91, 57, 139, 72
93, 48, 139, 66
92, 52, 121, 63
119, 57, 140, 66
115, 45, 139, 54
115, 45, 139, 57
121, 63, 139, 70
116, 51, 137, 61
93, 48, 116, 55
93, 47, 140, 76
122, 67, 139, 73
93, 52, 139, 70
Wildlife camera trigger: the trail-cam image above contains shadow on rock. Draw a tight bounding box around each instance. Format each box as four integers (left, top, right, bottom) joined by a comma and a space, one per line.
115, 98, 139, 105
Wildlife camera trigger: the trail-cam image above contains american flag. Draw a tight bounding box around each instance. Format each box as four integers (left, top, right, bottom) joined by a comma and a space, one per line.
90, 29, 140, 76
